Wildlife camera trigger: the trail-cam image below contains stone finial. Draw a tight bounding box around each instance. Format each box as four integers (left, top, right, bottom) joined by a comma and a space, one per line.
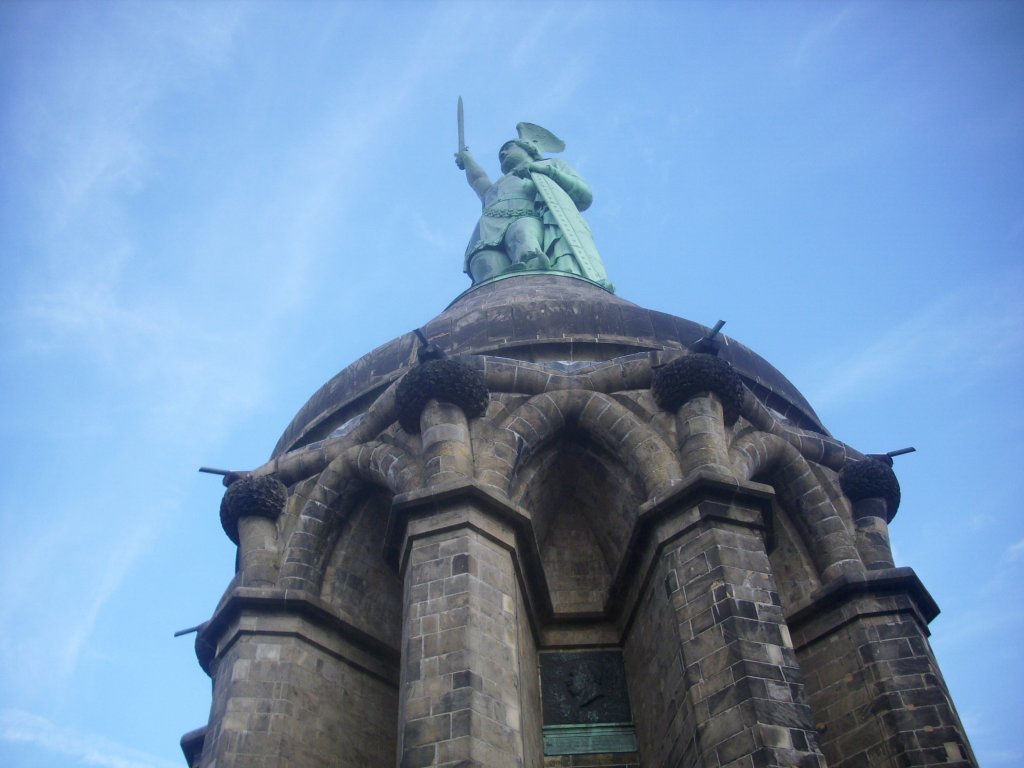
652, 353, 745, 424
839, 457, 902, 521
394, 359, 489, 434
219, 475, 288, 545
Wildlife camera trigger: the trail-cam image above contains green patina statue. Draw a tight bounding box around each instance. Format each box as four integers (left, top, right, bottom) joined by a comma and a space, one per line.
455, 114, 613, 291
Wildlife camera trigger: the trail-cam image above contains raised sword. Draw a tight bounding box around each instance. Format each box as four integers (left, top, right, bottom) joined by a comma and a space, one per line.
457, 96, 466, 152
456, 96, 467, 169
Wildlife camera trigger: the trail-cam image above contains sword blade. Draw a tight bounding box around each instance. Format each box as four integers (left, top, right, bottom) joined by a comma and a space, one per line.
457, 96, 466, 152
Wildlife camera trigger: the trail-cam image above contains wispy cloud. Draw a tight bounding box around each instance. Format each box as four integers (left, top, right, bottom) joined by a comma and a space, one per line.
1006, 538, 1024, 562
791, 3, 863, 76
0, 489, 174, 695
0, 3, 252, 699
0, 0, 495, 705
60, 517, 162, 678
807, 268, 1024, 410
0, 709, 179, 768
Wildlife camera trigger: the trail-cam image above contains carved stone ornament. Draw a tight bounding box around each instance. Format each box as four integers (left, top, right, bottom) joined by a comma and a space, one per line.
219, 475, 288, 545
651, 353, 746, 423
394, 358, 489, 434
839, 457, 902, 520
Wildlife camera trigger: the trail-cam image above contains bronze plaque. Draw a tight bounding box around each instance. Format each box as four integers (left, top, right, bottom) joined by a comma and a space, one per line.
540, 650, 632, 726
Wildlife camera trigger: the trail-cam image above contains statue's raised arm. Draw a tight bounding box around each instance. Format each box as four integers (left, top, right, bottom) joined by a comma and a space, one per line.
455, 119, 613, 291
455, 149, 492, 200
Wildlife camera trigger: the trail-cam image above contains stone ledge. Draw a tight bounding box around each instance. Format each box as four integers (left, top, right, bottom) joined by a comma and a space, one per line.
195, 586, 400, 683
786, 567, 940, 650
637, 468, 775, 521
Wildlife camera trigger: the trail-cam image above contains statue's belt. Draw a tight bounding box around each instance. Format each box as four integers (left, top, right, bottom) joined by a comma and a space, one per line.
483, 205, 541, 220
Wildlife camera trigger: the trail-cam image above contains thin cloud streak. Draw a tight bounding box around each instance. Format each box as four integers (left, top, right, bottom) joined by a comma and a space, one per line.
0, 7, 255, 701
0, 486, 177, 693
0, 709, 180, 768
59, 516, 162, 679
791, 2, 863, 76
806, 269, 1024, 410
1007, 538, 1024, 562
0, 0, 489, 704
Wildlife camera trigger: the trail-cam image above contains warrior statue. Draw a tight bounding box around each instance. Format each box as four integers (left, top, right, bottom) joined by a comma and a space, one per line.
454, 112, 613, 291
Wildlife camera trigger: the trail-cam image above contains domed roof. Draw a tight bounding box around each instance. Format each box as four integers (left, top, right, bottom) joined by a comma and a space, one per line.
272, 274, 824, 458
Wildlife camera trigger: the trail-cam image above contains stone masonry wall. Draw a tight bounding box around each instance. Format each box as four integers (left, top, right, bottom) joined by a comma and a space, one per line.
623, 495, 826, 768
398, 519, 536, 767
200, 617, 397, 767
793, 590, 975, 767
192, 273, 978, 767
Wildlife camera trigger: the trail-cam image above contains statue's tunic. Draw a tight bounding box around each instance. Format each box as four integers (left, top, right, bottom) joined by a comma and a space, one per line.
463, 158, 588, 273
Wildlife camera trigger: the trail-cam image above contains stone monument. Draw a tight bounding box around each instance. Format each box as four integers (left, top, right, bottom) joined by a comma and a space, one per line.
181, 120, 977, 768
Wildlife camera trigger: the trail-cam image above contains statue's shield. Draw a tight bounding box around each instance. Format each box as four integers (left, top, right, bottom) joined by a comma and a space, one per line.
531, 171, 610, 287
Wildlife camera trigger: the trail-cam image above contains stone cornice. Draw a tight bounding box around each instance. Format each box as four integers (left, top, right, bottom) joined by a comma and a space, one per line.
195, 586, 400, 682
786, 566, 940, 649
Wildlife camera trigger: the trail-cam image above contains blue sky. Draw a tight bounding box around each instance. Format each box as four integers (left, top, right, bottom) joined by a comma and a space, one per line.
1, 1, 1021, 766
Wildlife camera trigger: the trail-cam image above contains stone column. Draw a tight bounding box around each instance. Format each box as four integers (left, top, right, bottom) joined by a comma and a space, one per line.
420, 400, 474, 484
390, 488, 539, 768
219, 475, 287, 587
622, 477, 827, 768
675, 395, 733, 476
840, 457, 900, 571
391, 356, 533, 766
652, 352, 746, 478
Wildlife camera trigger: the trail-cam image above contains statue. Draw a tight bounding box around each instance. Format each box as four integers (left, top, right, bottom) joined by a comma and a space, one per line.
454, 108, 613, 291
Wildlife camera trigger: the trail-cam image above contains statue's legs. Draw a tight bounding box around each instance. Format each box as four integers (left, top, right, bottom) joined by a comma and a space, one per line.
504, 217, 545, 266
468, 248, 511, 284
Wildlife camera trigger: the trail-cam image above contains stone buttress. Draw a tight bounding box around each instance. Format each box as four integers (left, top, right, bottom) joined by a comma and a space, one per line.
183, 275, 976, 768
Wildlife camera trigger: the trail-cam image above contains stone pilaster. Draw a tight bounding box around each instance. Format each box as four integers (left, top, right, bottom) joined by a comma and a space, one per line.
789, 570, 977, 768
621, 474, 826, 768
849, 498, 895, 571
390, 484, 541, 768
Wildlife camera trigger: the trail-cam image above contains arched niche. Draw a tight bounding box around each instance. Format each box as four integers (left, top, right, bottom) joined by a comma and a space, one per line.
513, 434, 645, 618
762, 497, 823, 611
319, 486, 403, 651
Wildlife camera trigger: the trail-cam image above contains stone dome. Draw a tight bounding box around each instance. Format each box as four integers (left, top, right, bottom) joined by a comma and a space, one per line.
272, 273, 824, 458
